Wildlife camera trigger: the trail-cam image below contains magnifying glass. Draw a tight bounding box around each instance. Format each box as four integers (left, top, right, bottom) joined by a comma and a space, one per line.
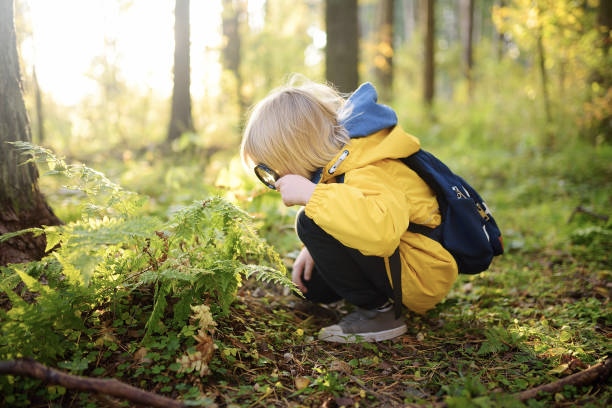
254, 164, 280, 190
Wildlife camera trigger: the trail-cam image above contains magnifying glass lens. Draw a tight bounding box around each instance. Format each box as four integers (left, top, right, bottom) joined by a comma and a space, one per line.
254, 164, 280, 189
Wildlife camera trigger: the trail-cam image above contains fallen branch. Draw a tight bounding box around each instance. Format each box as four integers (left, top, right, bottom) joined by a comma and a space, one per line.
516, 356, 612, 402
0, 358, 190, 408
404, 356, 612, 408
568, 205, 609, 223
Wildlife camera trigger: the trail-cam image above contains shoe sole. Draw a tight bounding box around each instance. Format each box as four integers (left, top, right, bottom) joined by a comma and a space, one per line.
318, 324, 407, 343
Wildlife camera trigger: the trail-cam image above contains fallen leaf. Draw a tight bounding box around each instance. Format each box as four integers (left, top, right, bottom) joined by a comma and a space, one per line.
295, 376, 310, 390
329, 359, 351, 374
548, 363, 570, 375
133, 347, 149, 363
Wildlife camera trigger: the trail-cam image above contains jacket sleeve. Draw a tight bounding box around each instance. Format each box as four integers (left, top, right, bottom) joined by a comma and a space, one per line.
304, 162, 412, 257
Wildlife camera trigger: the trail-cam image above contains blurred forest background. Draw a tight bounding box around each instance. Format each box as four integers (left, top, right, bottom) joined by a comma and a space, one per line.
6, 0, 609, 256
7, 0, 611, 248
13, 0, 610, 170
1, 0, 611, 407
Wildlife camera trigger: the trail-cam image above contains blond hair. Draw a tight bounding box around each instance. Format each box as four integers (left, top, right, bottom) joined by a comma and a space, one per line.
240, 76, 350, 179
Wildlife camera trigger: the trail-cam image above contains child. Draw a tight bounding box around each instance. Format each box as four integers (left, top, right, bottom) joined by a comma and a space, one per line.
240, 77, 458, 343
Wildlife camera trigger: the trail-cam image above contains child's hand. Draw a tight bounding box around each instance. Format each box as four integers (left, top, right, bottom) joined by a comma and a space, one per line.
275, 175, 316, 206
292, 247, 314, 293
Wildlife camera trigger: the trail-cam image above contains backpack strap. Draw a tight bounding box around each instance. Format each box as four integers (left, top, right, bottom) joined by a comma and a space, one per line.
408, 223, 443, 242
408, 223, 434, 236
389, 248, 403, 319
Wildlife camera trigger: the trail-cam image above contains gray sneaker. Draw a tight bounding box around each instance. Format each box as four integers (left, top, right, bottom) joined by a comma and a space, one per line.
318, 307, 407, 343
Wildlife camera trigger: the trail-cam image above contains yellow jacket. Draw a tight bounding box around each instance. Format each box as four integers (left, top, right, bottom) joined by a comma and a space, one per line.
304, 125, 458, 314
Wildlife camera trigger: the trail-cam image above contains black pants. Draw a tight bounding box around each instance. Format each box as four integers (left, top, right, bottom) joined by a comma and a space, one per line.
296, 209, 394, 310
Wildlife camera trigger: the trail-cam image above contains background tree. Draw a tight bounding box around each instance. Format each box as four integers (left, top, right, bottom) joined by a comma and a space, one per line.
325, 0, 359, 92
589, 0, 612, 143
460, 0, 475, 99
31, 67, 44, 144
167, 0, 194, 143
0, 0, 61, 266
599, 0, 612, 56
491, 0, 608, 147
221, 0, 247, 120
423, 0, 435, 108
374, 0, 395, 102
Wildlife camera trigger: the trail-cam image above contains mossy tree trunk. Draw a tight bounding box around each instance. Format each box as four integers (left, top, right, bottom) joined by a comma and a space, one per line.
0, 0, 61, 266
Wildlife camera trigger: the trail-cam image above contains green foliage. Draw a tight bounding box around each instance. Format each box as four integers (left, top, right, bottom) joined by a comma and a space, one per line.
478, 326, 526, 356
241, 0, 325, 102
0, 145, 293, 404
492, 0, 611, 145
10, 141, 145, 220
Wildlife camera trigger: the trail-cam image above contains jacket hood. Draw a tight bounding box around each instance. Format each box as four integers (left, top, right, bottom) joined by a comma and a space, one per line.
340, 82, 398, 137
317, 83, 420, 182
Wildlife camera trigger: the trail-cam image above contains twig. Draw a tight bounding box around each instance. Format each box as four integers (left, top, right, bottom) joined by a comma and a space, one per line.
397, 356, 612, 408
568, 205, 609, 223
516, 356, 612, 402
0, 358, 191, 408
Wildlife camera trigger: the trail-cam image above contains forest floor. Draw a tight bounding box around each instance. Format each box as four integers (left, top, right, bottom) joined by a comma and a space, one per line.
15, 246, 605, 408
204, 248, 611, 407
2, 144, 610, 407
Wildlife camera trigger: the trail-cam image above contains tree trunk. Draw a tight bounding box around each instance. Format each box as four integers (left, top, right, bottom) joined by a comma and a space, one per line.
32, 67, 44, 145
167, 0, 194, 143
582, 0, 612, 144
536, 26, 552, 124
325, 0, 359, 93
222, 0, 247, 120
423, 0, 435, 108
460, 0, 474, 99
599, 0, 612, 56
0, 0, 61, 266
374, 0, 395, 102
496, 0, 506, 61
400, 0, 417, 43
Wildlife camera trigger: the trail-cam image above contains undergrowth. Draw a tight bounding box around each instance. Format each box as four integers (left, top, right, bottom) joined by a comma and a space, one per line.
0, 137, 610, 407
0, 143, 293, 407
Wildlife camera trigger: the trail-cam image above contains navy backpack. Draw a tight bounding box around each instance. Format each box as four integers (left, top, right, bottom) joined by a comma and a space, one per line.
389, 149, 504, 317
401, 149, 504, 274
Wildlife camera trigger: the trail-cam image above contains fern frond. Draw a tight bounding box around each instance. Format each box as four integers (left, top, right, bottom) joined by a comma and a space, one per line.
0, 227, 45, 243
10, 141, 144, 219
243, 264, 296, 291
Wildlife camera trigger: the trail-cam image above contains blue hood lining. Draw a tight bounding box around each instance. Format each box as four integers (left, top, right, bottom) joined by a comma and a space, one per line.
340, 83, 398, 139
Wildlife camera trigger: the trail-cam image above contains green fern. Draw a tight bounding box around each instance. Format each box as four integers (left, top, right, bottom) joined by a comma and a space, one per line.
0, 145, 294, 366
9, 141, 144, 219
477, 326, 525, 356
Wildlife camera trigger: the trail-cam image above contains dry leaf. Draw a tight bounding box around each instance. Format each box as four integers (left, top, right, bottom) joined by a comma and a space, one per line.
133, 347, 149, 363
548, 363, 570, 375
329, 359, 351, 374
295, 376, 310, 390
